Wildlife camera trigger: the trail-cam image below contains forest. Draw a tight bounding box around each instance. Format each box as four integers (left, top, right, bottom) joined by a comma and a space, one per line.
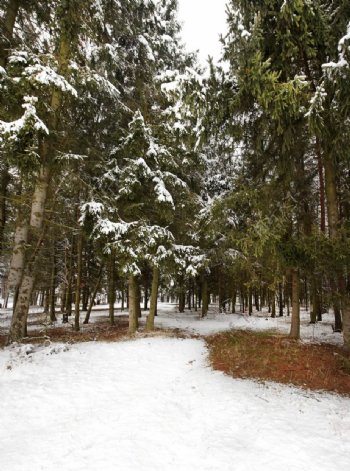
0, 0, 350, 351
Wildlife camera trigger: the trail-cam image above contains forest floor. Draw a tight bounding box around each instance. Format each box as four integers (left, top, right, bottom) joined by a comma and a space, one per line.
0, 303, 349, 396
1, 303, 350, 470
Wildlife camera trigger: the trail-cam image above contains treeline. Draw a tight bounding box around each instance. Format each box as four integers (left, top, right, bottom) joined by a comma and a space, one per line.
0, 0, 206, 341
202, 0, 350, 346
1, 0, 350, 349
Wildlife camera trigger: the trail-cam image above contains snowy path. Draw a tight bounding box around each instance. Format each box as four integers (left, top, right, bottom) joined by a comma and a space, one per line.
1, 338, 350, 471
153, 303, 344, 345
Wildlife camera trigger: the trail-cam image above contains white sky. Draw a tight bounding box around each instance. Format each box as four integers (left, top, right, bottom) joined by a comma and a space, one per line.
177, 0, 228, 66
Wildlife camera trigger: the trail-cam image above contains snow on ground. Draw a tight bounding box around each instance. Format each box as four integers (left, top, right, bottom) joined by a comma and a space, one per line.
0, 301, 343, 346
153, 303, 344, 345
1, 337, 350, 471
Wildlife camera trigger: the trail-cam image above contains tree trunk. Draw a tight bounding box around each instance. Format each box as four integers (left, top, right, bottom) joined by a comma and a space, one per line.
63, 237, 74, 323
254, 288, 260, 311
143, 282, 149, 311
44, 288, 50, 314
8, 167, 50, 342
145, 266, 160, 331
7, 1, 73, 343
248, 287, 253, 316
0, 0, 20, 68
49, 242, 57, 322
231, 285, 236, 313
136, 284, 142, 319
121, 288, 125, 311
74, 231, 83, 332
317, 140, 326, 233
84, 264, 104, 324
0, 166, 11, 257
8, 274, 34, 341
290, 269, 300, 340
201, 277, 209, 318
6, 215, 28, 298
108, 251, 116, 326
342, 299, 350, 351
278, 283, 283, 317
128, 275, 138, 334
271, 290, 276, 318
178, 286, 185, 313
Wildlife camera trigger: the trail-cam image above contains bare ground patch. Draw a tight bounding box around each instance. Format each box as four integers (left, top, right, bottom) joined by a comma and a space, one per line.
207, 330, 350, 396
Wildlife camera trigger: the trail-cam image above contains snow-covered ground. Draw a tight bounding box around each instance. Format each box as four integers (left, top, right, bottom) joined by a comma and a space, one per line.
1, 302, 349, 470
1, 338, 350, 471
0, 301, 344, 346
152, 303, 344, 345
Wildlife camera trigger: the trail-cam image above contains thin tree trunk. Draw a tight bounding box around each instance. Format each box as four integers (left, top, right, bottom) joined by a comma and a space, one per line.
290, 269, 300, 339
63, 237, 74, 323
0, 166, 10, 257
248, 287, 253, 316
278, 283, 283, 317
178, 285, 185, 313
231, 285, 236, 314
74, 231, 83, 332
254, 288, 260, 311
271, 290, 276, 318
128, 275, 138, 334
316, 140, 326, 233
49, 242, 57, 322
136, 284, 142, 319
121, 287, 125, 311
84, 264, 104, 324
145, 266, 159, 331
144, 281, 149, 311
44, 288, 50, 314
201, 277, 209, 318
310, 277, 317, 325
108, 250, 116, 326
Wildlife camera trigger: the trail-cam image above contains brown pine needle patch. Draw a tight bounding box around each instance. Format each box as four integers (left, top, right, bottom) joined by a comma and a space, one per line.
207, 331, 350, 396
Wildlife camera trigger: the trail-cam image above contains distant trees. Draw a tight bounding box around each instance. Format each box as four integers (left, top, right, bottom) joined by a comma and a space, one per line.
199, 0, 350, 346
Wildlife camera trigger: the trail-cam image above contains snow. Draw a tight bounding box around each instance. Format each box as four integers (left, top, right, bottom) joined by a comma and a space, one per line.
322, 22, 350, 71
0, 336, 349, 471
153, 304, 344, 345
0, 96, 49, 144
1, 299, 349, 470
22, 64, 78, 97
153, 176, 174, 206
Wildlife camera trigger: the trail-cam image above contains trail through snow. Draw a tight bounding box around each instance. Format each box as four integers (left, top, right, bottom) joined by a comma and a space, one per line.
1, 337, 350, 471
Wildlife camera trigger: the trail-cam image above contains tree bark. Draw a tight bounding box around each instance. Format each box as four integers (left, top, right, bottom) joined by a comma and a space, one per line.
49, 242, 57, 322
290, 269, 300, 340
84, 264, 104, 324
201, 277, 209, 318
128, 275, 138, 334
145, 266, 160, 331
248, 287, 253, 316
0, 166, 11, 257
8, 168, 50, 342
7, 1, 74, 343
0, 0, 20, 68
271, 290, 276, 318
74, 231, 83, 332
108, 250, 116, 326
